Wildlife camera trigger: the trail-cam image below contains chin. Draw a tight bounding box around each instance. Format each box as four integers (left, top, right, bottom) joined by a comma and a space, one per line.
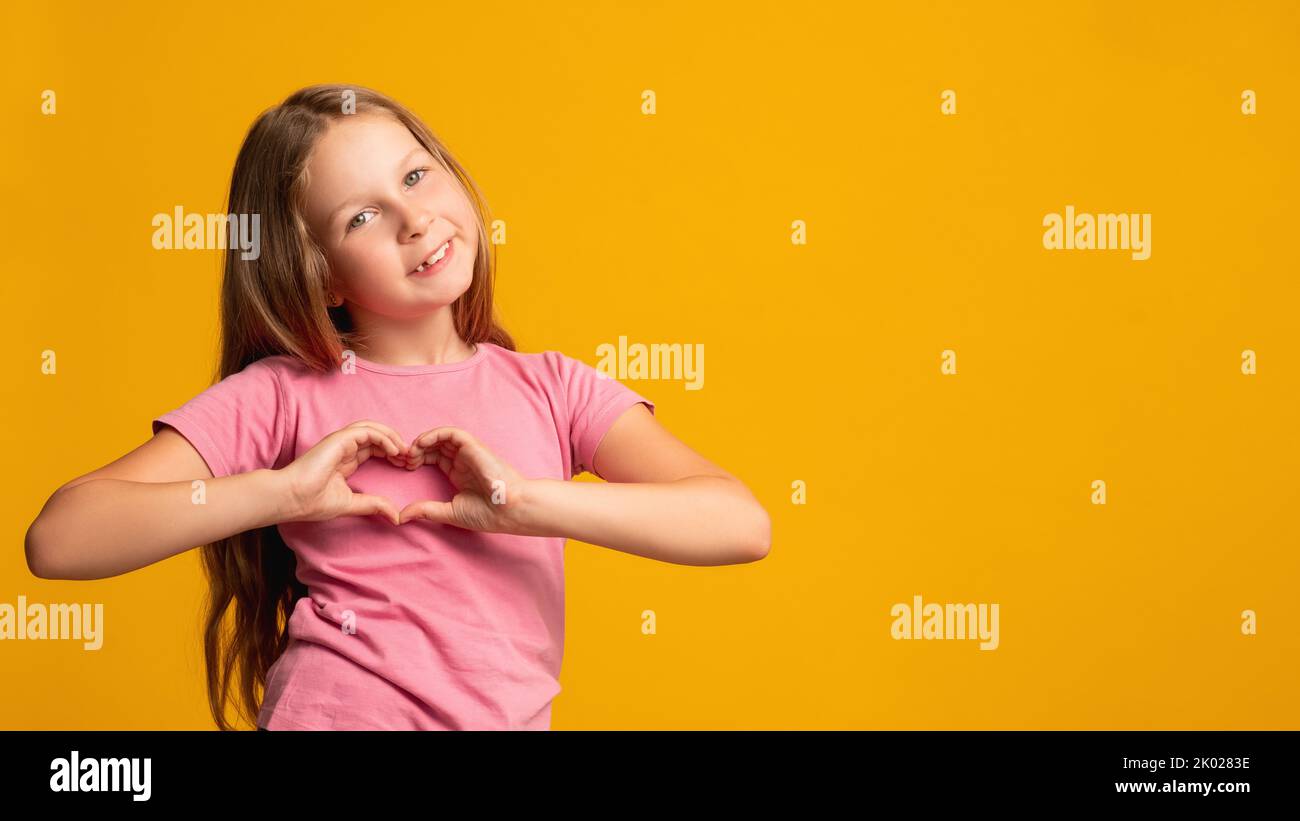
430, 266, 475, 299
407, 277, 473, 309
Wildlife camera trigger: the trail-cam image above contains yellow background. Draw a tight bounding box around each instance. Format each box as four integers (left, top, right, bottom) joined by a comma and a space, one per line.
2, 1, 1297, 729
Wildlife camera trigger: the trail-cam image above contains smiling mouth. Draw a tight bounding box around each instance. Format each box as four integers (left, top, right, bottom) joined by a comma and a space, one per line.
410, 240, 452, 275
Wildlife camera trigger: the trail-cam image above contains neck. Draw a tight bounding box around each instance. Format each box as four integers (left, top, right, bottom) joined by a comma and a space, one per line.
346, 304, 476, 366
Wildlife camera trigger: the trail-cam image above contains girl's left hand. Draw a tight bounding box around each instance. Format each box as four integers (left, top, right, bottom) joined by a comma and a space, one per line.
397, 426, 534, 534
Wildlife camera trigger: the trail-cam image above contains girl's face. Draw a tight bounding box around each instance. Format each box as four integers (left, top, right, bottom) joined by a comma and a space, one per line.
301, 111, 477, 319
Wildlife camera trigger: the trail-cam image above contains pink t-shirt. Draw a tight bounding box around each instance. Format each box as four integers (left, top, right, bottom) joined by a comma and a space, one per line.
151, 342, 654, 730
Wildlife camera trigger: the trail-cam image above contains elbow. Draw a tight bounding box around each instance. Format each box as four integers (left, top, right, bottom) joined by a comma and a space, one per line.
25, 497, 76, 580
25, 517, 56, 579
705, 477, 771, 564
743, 505, 772, 563
27, 485, 104, 580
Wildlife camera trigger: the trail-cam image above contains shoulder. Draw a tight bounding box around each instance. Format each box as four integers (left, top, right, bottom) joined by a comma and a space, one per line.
242, 353, 341, 384
478, 344, 598, 383
254, 353, 311, 375
227, 354, 293, 387
215, 354, 314, 401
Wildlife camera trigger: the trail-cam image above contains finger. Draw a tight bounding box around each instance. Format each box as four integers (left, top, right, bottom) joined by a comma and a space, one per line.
434, 451, 453, 475
343, 444, 404, 478
406, 442, 456, 472
341, 426, 403, 464
403, 433, 438, 468
344, 427, 398, 457
413, 428, 496, 476
368, 424, 413, 466
404, 432, 445, 468
398, 500, 457, 526
340, 422, 408, 464
408, 443, 461, 478
347, 493, 402, 526
405, 430, 436, 461
344, 419, 412, 453
346, 444, 377, 467
413, 426, 480, 452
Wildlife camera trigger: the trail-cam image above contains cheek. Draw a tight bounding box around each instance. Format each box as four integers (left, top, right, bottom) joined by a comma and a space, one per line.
460, 227, 478, 267
455, 207, 479, 259
335, 242, 395, 285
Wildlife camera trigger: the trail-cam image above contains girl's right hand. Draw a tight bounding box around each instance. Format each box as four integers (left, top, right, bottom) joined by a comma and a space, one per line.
274, 421, 411, 526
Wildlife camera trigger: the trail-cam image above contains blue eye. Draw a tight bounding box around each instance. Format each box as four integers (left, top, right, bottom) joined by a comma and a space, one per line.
345, 167, 430, 233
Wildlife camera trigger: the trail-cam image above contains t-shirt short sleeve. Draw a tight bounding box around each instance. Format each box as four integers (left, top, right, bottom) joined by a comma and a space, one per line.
550, 351, 656, 478
150, 358, 290, 479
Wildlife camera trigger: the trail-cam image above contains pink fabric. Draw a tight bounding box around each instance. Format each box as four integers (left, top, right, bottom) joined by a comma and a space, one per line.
151, 342, 654, 730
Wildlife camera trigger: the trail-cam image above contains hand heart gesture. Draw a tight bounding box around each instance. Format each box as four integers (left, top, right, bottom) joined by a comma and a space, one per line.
278, 420, 410, 526
397, 426, 530, 534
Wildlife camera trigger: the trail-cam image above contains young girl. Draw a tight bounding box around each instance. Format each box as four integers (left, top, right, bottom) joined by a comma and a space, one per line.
24, 84, 771, 731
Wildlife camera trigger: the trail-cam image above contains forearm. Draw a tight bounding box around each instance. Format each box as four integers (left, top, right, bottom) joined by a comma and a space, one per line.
517, 475, 771, 566
25, 469, 289, 580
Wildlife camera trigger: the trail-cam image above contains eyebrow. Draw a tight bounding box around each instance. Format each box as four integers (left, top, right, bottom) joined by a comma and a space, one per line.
326, 146, 431, 226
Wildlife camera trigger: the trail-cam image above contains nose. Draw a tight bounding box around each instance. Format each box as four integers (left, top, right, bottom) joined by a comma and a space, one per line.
398, 199, 436, 241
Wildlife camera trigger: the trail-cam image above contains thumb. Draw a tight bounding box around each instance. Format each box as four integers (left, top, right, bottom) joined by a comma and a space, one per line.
347, 493, 401, 526
399, 500, 457, 526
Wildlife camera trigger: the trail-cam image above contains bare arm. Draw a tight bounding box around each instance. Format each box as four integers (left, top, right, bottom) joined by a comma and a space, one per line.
519, 404, 771, 566
24, 427, 291, 580
26, 421, 410, 581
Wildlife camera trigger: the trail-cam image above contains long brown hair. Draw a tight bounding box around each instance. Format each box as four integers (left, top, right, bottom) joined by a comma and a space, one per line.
202, 83, 514, 730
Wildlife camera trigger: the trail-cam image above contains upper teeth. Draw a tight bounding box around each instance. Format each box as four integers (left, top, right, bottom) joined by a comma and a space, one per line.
416, 241, 449, 271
